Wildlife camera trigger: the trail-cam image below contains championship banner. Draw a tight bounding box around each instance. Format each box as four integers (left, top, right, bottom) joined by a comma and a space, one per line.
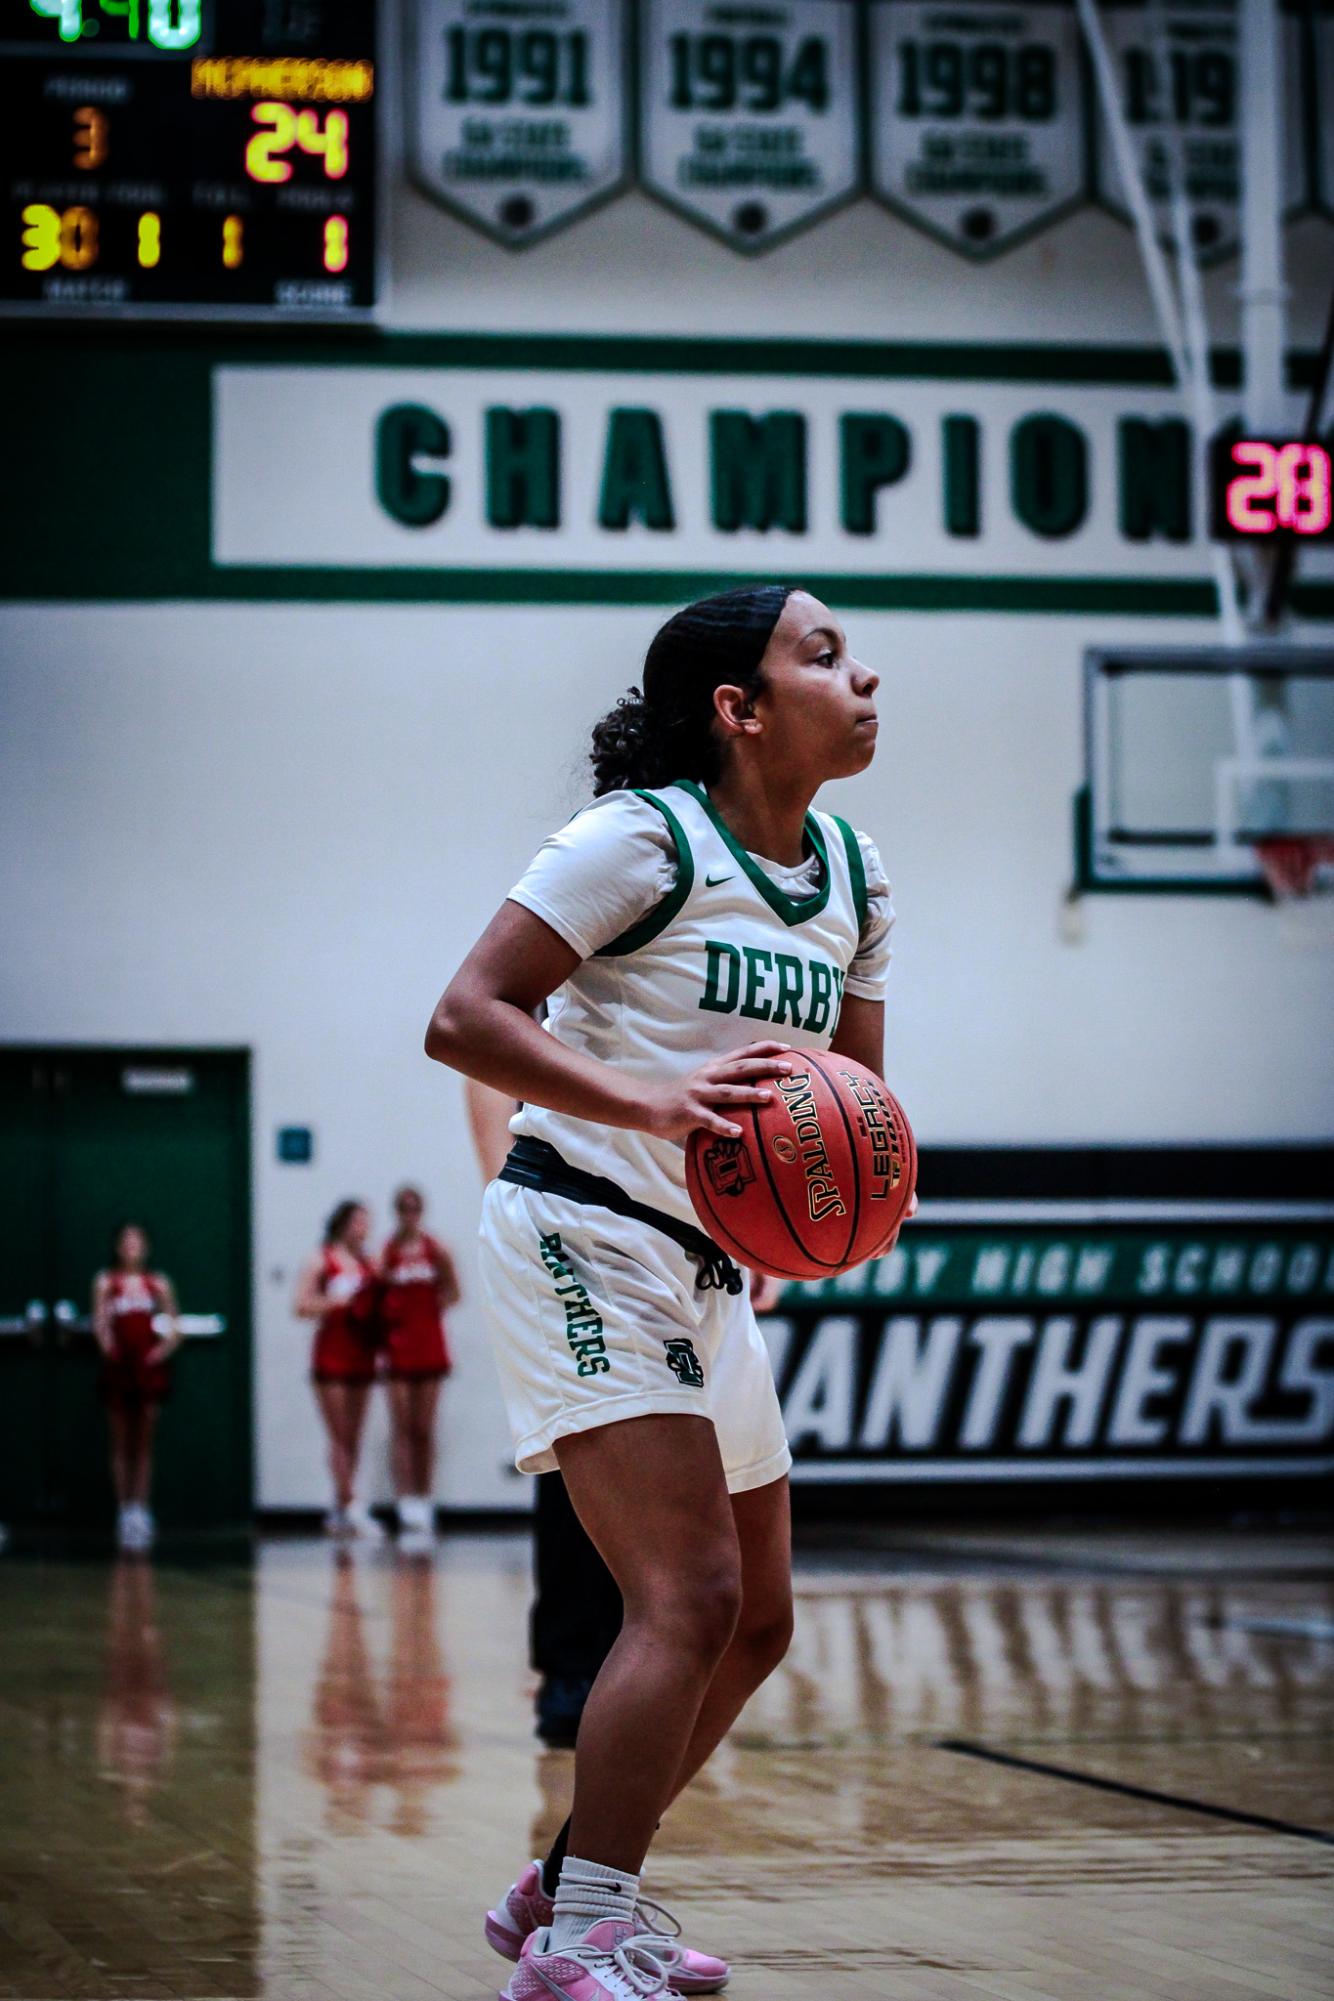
1092, 0, 1306, 261
762, 1151, 1334, 1484
410, 0, 627, 246
637, 0, 861, 252
868, 0, 1088, 258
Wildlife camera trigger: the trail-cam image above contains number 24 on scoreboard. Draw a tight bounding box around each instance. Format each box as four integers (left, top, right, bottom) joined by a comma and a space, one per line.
245, 104, 349, 184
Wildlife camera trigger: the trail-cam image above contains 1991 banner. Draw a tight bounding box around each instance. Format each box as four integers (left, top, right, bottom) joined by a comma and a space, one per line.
410, 0, 627, 245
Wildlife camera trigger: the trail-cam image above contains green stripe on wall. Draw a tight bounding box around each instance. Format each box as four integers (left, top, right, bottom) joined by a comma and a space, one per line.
3, 326, 1321, 383
14, 568, 1334, 617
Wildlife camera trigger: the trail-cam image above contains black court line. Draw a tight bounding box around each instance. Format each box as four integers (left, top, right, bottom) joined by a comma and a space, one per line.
936, 1739, 1334, 1847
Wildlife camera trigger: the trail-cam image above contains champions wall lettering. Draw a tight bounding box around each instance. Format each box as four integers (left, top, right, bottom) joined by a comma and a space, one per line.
211, 364, 1334, 594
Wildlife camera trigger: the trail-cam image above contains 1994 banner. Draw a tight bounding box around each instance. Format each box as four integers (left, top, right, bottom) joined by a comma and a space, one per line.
638, 0, 862, 250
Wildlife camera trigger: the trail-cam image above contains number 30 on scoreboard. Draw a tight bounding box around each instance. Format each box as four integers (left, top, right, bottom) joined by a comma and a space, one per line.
1210, 436, 1334, 541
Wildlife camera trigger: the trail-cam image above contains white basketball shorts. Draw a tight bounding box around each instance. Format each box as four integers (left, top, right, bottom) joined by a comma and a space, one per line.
478, 1178, 791, 1494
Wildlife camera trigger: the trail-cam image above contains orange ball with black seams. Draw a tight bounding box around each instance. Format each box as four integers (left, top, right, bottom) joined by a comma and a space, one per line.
686, 1051, 916, 1281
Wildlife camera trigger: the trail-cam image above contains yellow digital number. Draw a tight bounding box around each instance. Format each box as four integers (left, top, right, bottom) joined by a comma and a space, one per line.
137, 212, 161, 268
296, 108, 349, 179
73, 106, 109, 170
222, 214, 244, 268
245, 101, 298, 184
61, 206, 99, 269
22, 204, 98, 271
322, 214, 349, 273
21, 204, 62, 273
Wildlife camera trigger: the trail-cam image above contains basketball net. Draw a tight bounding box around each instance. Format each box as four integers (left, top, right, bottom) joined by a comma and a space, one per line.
1253, 836, 1334, 947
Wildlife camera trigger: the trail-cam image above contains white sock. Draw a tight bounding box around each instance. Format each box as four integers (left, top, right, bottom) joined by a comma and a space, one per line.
548, 1855, 640, 1952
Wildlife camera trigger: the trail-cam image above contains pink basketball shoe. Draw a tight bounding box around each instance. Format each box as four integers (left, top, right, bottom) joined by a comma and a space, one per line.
498, 1917, 684, 2001
486, 1864, 730, 1993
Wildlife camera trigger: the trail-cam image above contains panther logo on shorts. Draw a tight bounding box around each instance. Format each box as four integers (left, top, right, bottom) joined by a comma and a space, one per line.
664, 1338, 705, 1388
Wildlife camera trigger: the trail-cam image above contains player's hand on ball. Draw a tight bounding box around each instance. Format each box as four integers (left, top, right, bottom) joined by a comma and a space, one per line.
749, 1270, 785, 1313
645, 1043, 794, 1143
879, 1190, 919, 1254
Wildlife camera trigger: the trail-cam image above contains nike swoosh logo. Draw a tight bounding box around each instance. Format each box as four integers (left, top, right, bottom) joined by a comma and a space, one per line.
705, 872, 733, 887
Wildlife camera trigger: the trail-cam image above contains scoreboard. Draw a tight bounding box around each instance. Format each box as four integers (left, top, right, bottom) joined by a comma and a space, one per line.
1210, 436, 1334, 544
0, 0, 379, 317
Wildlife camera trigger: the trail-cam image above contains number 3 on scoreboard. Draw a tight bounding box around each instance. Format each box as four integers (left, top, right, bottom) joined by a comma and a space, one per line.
246, 104, 350, 184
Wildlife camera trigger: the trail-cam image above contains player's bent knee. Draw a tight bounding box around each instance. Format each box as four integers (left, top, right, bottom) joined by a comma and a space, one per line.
641, 1558, 743, 1664
736, 1598, 795, 1679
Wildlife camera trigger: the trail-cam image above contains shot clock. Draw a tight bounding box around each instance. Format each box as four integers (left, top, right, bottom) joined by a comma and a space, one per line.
1210, 436, 1334, 544
0, 0, 379, 316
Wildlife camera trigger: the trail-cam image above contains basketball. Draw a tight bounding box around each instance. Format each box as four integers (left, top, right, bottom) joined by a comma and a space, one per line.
686, 1053, 917, 1281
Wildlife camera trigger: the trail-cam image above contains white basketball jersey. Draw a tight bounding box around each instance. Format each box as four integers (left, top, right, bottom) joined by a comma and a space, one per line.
514, 779, 870, 1229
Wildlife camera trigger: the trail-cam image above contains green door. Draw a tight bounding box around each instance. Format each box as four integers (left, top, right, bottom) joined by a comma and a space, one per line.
0, 1048, 252, 1531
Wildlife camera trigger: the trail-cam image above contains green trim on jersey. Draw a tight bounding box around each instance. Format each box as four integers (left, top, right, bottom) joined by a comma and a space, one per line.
832, 817, 868, 935
674, 780, 832, 928
596, 789, 696, 957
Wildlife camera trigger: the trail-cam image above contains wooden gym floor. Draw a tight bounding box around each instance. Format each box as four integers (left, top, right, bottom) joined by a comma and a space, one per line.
0, 1524, 1331, 2001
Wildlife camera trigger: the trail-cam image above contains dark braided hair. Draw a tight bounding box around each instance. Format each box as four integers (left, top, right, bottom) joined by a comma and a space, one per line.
589, 584, 796, 796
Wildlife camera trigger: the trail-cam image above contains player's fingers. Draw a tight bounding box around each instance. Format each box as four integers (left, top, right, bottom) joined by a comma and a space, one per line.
695, 1106, 743, 1138
702, 1083, 774, 1105
714, 1054, 795, 1078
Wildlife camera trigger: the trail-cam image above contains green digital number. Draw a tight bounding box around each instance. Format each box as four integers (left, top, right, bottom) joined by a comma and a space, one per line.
28, 0, 201, 47
667, 34, 830, 114
146, 0, 202, 52
895, 38, 1057, 121
443, 26, 592, 107
1123, 47, 1234, 128
29, 0, 82, 40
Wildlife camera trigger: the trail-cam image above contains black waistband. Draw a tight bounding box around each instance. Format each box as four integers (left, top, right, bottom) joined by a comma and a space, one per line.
499, 1136, 744, 1296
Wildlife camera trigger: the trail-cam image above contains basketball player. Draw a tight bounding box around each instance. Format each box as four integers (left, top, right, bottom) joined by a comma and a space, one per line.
378, 1185, 459, 1543
93, 1222, 181, 1551
426, 587, 902, 2000
293, 1201, 382, 1539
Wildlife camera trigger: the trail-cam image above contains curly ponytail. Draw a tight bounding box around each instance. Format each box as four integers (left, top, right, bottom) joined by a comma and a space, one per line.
588, 583, 796, 796
589, 688, 669, 795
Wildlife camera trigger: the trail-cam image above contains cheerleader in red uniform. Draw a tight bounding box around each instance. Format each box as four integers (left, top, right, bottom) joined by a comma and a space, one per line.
379, 1185, 459, 1542
92, 1222, 181, 1552
293, 1200, 382, 1539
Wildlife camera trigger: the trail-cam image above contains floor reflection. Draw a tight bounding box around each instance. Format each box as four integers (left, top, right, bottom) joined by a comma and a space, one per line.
96, 1555, 179, 1826
740, 1572, 1334, 1749
2, 1532, 1330, 2000
302, 1547, 460, 1838
0, 1544, 260, 1997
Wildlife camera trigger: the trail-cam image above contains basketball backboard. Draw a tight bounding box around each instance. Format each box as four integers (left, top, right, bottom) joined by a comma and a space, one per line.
1077, 648, 1334, 893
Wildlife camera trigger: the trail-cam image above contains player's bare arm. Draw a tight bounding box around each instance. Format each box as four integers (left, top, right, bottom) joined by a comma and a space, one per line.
829, 993, 885, 1078
426, 899, 793, 1141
